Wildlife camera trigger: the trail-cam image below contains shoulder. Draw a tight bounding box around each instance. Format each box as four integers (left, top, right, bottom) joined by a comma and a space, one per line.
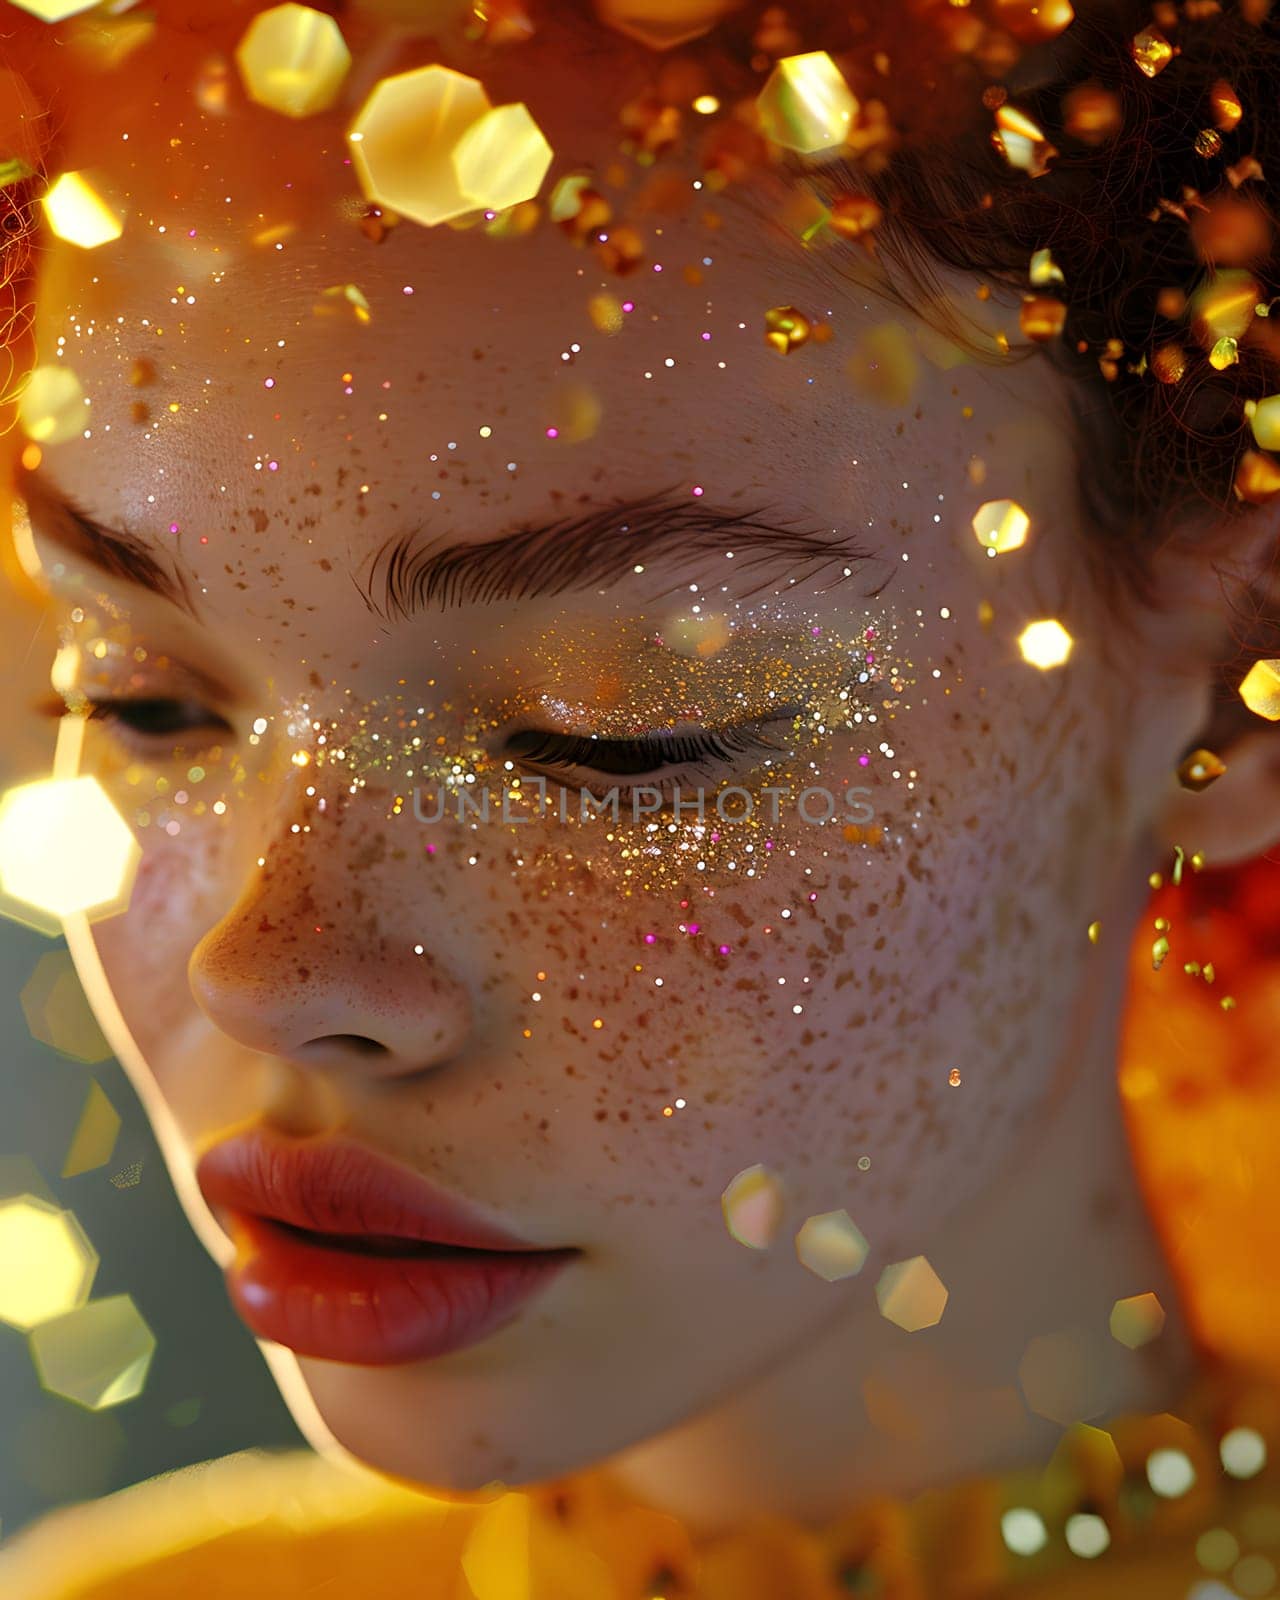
0, 1448, 491, 1600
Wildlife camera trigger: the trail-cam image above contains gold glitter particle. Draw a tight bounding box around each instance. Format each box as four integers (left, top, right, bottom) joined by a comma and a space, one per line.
1131, 27, 1175, 78
764, 304, 811, 354
972, 498, 1030, 554
1176, 747, 1227, 791
1029, 247, 1065, 288
1234, 450, 1280, 504
234, 3, 352, 119
828, 193, 883, 243
1209, 335, 1238, 369
1195, 127, 1224, 159
1018, 619, 1073, 669
1239, 659, 1280, 720
1062, 82, 1122, 144
1151, 342, 1187, 384
587, 292, 624, 333
756, 51, 858, 155
721, 1164, 786, 1250
1248, 393, 1280, 451
1019, 295, 1066, 342
1210, 79, 1244, 133
1088, 920, 1101, 944
1192, 272, 1259, 347
992, 105, 1057, 177
546, 382, 603, 443
795, 1209, 870, 1282
948, 1067, 962, 1086
313, 283, 372, 323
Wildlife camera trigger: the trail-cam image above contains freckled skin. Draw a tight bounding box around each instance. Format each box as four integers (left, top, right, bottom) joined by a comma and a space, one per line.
11, 14, 1220, 1502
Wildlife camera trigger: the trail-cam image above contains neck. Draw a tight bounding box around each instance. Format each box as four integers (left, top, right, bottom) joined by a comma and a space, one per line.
604, 838, 1202, 1538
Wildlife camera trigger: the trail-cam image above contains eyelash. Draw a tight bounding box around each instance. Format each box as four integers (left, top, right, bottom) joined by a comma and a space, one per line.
41, 694, 232, 749
502, 718, 796, 793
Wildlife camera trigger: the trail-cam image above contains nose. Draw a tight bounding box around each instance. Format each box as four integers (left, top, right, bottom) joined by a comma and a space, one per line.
188, 858, 473, 1082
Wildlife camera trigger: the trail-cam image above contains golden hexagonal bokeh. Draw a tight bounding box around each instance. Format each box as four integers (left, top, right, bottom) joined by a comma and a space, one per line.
1018, 618, 1074, 669
6, 0, 99, 19
1018, 1328, 1109, 1426
451, 102, 553, 214
721, 1163, 786, 1250
757, 52, 858, 155
347, 66, 553, 227
972, 498, 1030, 555
0, 775, 140, 923
347, 65, 492, 227
795, 1208, 869, 1281
593, 0, 742, 50
0, 1156, 56, 1209
1109, 1290, 1166, 1350
41, 172, 123, 249
875, 1255, 949, 1331
29, 1293, 156, 1410
16, 363, 87, 447
21, 950, 113, 1064
235, 3, 352, 119
1239, 659, 1280, 721
62, 1081, 122, 1179
0, 1196, 98, 1331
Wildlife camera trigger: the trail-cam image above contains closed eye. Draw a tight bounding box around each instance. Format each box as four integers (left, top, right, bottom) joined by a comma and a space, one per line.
38, 694, 235, 748
502, 716, 797, 788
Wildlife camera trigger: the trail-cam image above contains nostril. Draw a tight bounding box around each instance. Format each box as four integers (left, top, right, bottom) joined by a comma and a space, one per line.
298, 1034, 390, 1058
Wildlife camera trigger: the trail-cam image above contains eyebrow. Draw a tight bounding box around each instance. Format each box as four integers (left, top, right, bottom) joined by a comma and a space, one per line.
17, 468, 197, 616
16, 471, 893, 619
357, 485, 892, 619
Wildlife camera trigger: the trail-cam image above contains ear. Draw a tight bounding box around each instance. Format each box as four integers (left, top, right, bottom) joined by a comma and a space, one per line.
1155, 723, 1280, 869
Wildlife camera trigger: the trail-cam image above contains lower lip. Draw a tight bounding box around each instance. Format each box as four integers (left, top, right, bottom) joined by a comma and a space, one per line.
221, 1210, 578, 1366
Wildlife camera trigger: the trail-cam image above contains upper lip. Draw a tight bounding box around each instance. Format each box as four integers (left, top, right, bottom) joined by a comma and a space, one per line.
194, 1129, 566, 1254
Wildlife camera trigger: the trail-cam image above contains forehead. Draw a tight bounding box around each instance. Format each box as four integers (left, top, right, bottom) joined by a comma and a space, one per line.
27, 16, 866, 563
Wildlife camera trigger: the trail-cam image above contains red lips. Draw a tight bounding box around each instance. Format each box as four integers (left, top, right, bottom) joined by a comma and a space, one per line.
194, 1128, 563, 1254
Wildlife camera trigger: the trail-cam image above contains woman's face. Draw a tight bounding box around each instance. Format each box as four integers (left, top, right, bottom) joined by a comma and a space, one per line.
10, 22, 1214, 1489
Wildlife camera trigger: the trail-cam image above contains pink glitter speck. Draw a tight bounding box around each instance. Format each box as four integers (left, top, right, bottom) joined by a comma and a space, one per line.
653, 263, 663, 272
168, 522, 179, 533
701, 331, 712, 341
692, 486, 704, 497
858, 754, 870, 767
687, 923, 700, 935
622, 301, 635, 313
264, 377, 275, 389
267, 460, 279, 471
546, 427, 559, 439
403, 286, 414, 295
718, 944, 731, 956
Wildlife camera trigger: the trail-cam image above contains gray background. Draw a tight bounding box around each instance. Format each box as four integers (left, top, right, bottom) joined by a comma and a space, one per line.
0, 912, 304, 1547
